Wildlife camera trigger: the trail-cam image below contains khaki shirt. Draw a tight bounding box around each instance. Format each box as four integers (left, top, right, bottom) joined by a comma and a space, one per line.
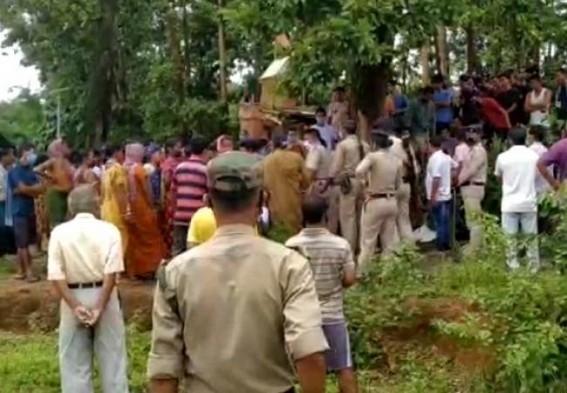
458, 143, 488, 199
389, 136, 420, 178
355, 150, 403, 194
330, 135, 370, 177
305, 144, 332, 179
47, 213, 124, 283
327, 101, 349, 131
147, 225, 328, 393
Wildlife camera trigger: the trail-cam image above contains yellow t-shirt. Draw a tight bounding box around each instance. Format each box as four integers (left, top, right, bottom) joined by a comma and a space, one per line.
187, 207, 259, 247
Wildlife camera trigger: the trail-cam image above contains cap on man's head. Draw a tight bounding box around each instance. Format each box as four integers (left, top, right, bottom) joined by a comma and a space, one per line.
207, 151, 263, 192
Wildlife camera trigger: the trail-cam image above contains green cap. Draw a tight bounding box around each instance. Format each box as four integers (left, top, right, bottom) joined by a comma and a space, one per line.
207, 151, 263, 192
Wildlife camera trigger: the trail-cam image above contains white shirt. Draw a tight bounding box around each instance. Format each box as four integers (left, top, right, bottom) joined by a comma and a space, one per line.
495, 145, 539, 213
529, 142, 552, 195
0, 164, 7, 202
92, 165, 103, 179
314, 124, 338, 150
426, 150, 457, 202
47, 213, 125, 283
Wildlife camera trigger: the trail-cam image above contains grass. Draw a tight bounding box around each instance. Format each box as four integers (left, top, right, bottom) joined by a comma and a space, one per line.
0, 328, 385, 393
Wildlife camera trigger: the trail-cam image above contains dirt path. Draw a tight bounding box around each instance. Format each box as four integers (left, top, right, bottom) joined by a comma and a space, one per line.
0, 267, 154, 332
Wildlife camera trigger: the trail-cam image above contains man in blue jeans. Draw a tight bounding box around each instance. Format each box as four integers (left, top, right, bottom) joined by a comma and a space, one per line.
426, 136, 458, 251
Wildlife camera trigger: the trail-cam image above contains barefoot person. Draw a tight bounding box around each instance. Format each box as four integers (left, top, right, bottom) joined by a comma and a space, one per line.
48, 184, 129, 393
7, 143, 44, 282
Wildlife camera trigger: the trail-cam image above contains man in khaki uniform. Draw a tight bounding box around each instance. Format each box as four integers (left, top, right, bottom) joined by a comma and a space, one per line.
389, 131, 420, 244
330, 120, 369, 252
148, 151, 328, 393
355, 130, 403, 276
305, 127, 338, 233
457, 129, 487, 255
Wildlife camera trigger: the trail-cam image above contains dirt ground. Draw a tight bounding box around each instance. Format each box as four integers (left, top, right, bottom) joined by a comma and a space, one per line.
0, 256, 154, 333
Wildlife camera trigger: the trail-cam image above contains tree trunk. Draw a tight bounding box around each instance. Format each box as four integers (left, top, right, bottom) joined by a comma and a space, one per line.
434, 26, 449, 77
352, 61, 391, 142
165, 9, 188, 136
180, 0, 191, 88
465, 25, 476, 74
420, 43, 430, 85
218, 0, 228, 104
530, 44, 540, 70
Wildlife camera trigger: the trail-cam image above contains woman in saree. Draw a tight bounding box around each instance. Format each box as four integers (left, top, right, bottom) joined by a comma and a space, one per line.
100, 145, 130, 254
35, 138, 74, 231
123, 143, 165, 279
161, 140, 183, 258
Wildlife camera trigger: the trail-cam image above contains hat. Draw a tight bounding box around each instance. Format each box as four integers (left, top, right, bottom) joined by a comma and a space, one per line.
207, 151, 263, 192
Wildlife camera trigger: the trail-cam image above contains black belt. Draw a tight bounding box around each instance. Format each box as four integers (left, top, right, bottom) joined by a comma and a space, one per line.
369, 193, 395, 199
461, 181, 485, 187
68, 281, 104, 289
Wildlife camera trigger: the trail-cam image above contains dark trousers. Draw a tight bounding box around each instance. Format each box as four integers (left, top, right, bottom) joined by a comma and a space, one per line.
172, 224, 189, 257
431, 200, 452, 251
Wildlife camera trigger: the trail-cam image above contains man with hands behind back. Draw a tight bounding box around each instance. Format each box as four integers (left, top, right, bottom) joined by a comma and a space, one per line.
48, 184, 129, 393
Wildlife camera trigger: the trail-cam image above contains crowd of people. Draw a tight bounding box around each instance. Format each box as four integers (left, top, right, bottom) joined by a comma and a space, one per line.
1, 68, 567, 393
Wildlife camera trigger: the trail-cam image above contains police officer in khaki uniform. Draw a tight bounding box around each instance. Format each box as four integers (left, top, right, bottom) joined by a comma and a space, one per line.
148, 152, 328, 393
457, 129, 487, 255
389, 131, 420, 243
305, 127, 338, 233
330, 120, 369, 252
355, 130, 403, 276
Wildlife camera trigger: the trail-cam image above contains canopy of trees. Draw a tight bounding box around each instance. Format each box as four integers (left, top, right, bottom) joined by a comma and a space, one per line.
1, 0, 567, 146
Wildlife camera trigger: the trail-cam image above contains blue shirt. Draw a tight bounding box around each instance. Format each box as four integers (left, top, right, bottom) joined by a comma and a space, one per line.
393, 94, 408, 111
8, 165, 39, 217
433, 89, 454, 123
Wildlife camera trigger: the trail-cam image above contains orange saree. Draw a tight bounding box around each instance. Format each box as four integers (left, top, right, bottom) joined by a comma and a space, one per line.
125, 164, 165, 278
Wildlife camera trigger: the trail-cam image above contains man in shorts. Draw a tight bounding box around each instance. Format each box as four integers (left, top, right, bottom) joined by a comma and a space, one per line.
286, 195, 358, 393
8, 143, 45, 282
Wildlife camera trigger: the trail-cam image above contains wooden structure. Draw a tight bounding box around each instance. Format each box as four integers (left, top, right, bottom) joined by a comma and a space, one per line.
239, 54, 316, 139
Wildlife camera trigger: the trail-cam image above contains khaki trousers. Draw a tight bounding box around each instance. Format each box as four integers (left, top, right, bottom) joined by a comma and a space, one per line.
327, 186, 340, 234
461, 185, 485, 255
396, 183, 414, 243
358, 197, 398, 276
339, 179, 363, 252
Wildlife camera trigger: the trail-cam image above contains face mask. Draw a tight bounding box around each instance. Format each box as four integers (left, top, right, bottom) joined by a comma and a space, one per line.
316, 118, 325, 126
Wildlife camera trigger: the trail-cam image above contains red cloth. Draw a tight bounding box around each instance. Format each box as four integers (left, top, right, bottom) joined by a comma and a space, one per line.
480, 98, 509, 130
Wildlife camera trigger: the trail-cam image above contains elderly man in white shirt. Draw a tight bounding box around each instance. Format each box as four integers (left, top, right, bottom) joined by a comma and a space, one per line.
48, 184, 129, 393
495, 127, 541, 271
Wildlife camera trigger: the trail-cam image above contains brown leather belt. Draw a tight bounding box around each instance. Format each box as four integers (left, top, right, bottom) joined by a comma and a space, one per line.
68, 281, 104, 289
461, 181, 485, 187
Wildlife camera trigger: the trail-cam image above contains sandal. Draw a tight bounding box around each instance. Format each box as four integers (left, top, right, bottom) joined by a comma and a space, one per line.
12, 274, 26, 280
26, 276, 41, 283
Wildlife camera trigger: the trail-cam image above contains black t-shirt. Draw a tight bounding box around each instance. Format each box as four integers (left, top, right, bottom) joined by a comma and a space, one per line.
460, 89, 481, 126
497, 88, 524, 126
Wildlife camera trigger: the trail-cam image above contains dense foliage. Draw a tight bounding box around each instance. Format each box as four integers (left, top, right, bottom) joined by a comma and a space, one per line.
2, 0, 567, 145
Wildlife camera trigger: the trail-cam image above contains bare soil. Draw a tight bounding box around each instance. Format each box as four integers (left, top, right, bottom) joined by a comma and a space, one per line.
0, 257, 154, 333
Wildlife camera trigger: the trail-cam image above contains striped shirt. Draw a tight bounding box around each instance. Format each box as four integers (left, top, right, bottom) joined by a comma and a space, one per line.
285, 227, 354, 322
172, 156, 208, 225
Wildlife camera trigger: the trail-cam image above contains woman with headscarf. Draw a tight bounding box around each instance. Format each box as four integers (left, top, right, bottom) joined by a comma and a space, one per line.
123, 143, 164, 279
35, 138, 74, 230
